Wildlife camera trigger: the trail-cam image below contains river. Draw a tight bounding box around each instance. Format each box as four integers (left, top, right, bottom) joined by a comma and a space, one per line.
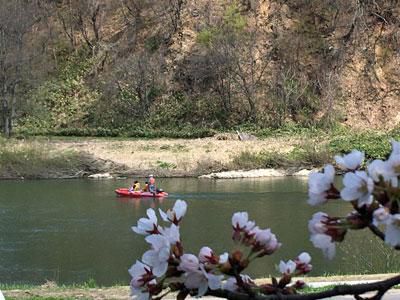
0, 177, 397, 286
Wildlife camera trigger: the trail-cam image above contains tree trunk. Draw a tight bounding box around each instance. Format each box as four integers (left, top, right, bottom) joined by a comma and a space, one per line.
2, 97, 10, 137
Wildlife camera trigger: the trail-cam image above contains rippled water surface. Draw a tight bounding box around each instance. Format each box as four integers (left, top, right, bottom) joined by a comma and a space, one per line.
0, 177, 397, 285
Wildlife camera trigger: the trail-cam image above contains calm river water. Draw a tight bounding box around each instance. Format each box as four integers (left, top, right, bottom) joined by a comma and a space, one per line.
0, 177, 398, 286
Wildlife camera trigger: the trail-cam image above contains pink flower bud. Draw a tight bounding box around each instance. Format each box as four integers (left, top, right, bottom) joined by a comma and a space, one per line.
198, 246, 219, 264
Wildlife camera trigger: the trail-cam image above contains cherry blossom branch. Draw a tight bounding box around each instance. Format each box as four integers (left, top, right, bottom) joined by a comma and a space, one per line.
367, 224, 385, 241
206, 274, 400, 300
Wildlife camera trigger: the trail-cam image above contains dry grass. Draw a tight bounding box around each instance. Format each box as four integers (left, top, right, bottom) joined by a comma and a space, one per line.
50, 137, 301, 174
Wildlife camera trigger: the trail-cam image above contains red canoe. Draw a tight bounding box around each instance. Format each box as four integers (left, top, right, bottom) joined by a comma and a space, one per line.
115, 188, 169, 198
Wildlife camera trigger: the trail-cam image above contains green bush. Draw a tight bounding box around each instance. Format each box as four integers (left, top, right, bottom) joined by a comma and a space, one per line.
145, 35, 162, 52
287, 143, 332, 167
14, 127, 123, 138
231, 142, 333, 170
230, 123, 330, 139
197, 29, 215, 46
329, 132, 392, 160
156, 160, 177, 170
21, 48, 99, 131
125, 127, 216, 139
223, 3, 247, 31
231, 150, 294, 170
196, 2, 246, 48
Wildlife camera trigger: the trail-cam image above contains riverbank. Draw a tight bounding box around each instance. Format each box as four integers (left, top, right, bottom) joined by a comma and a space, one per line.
3, 274, 399, 299
0, 135, 317, 179
0, 128, 398, 179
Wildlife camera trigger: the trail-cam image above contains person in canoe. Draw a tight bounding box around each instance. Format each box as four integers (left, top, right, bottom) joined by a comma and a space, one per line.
129, 180, 141, 192
133, 181, 141, 191
142, 181, 149, 192
148, 175, 156, 194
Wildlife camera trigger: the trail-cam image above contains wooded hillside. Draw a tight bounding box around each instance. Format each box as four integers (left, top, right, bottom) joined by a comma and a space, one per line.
1, 0, 399, 137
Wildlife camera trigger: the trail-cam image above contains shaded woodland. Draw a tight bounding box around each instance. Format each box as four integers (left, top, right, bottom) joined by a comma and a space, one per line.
1, 0, 400, 137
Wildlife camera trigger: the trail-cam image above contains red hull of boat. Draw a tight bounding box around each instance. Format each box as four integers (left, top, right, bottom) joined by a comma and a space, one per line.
115, 188, 168, 198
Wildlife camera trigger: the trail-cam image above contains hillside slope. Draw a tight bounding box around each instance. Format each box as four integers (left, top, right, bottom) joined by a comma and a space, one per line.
2, 0, 400, 136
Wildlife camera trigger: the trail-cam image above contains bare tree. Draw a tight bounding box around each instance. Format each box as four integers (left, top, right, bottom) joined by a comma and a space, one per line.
166, 0, 185, 33
0, 0, 44, 137
113, 51, 164, 118
119, 0, 185, 43
229, 31, 269, 122
56, 0, 106, 52
181, 7, 269, 125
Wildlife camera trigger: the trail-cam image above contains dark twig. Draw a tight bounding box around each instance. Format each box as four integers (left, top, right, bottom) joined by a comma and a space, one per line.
368, 224, 385, 242
207, 275, 400, 300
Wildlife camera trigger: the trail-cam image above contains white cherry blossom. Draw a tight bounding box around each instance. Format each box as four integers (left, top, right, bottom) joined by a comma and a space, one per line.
368, 159, 399, 187
142, 234, 170, 277
178, 254, 200, 272
308, 164, 335, 205
262, 233, 281, 254
223, 275, 253, 292
368, 159, 390, 182
203, 270, 224, 291
198, 247, 213, 263
131, 279, 157, 300
159, 224, 180, 245
373, 207, 390, 226
295, 252, 312, 274
310, 233, 335, 259
219, 252, 229, 264
182, 265, 223, 296
198, 246, 217, 264
340, 171, 374, 207
297, 252, 311, 264
132, 209, 159, 235
248, 226, 260, 236
308, 212, 328, 234
386, 154, 400, 178
244, 220, 256, 232
390, 139, 400, 158
223, 277, 239, 292
386, 140, 400, 176
159, 200, 187, 224
184, 271, 208, 295
335, 150, 364, 170
269, 234, 280, 248
279, 260, 296, 275
254, 228, 272, 246
232, 212, 249, 230
250, 227, 280, 254
385, 214, 400, 247
129, 260, 153, 288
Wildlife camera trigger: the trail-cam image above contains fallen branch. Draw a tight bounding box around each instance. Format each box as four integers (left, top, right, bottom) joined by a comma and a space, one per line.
207, 275, 400, 300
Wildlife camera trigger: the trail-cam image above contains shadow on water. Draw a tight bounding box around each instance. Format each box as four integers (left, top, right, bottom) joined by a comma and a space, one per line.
0, 177, 399, 286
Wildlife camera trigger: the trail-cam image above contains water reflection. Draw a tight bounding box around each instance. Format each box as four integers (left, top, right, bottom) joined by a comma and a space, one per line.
116, 197, 166, 209
0, 177, 399, 286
